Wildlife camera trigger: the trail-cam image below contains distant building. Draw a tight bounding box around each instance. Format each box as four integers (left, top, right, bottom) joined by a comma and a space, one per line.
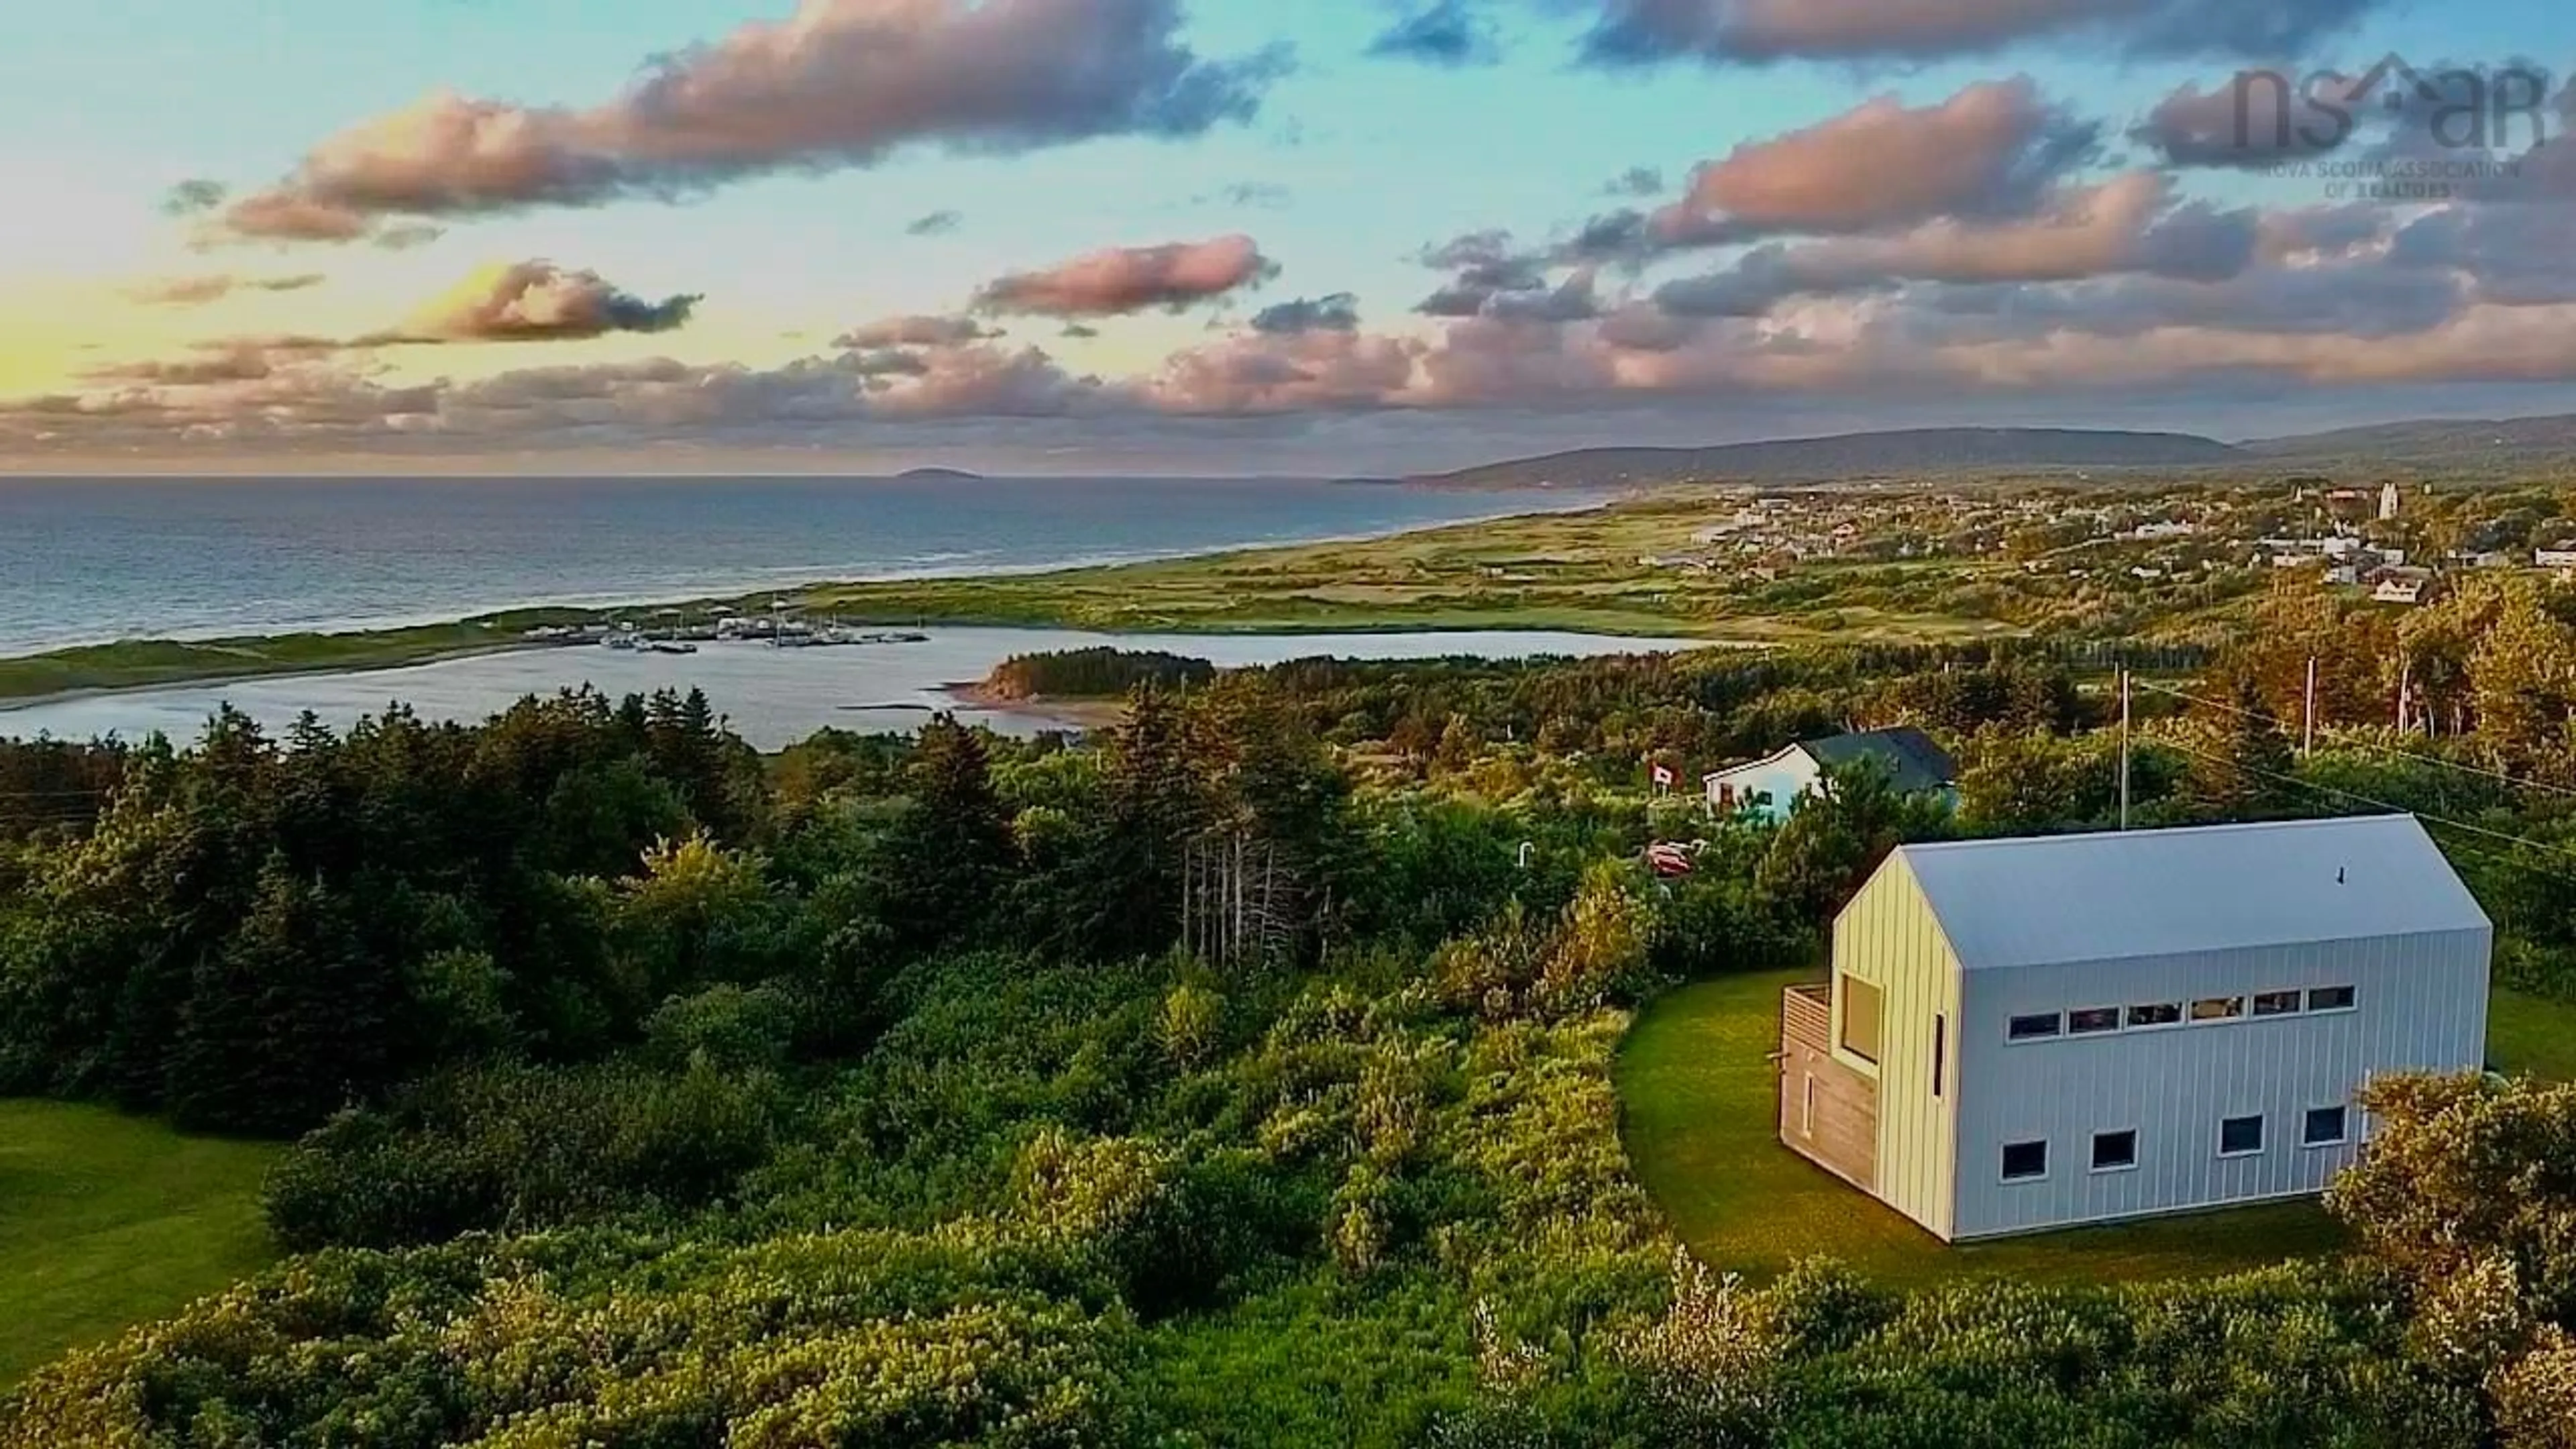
2537, 545, 2576, 572
1778, 817, 2491, 1241
1705, 727, 1958, 822
2372, 568, 2439, 606
2380, 482, 2402, 521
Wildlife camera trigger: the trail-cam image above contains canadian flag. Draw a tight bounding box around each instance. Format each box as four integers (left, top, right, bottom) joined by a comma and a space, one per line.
1650, 763, 1675, 790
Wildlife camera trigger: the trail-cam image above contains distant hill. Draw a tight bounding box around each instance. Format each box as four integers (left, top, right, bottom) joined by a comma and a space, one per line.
2247, 414, 2576, 470
1414, 427, 2245, 488
898, 467, 985, 482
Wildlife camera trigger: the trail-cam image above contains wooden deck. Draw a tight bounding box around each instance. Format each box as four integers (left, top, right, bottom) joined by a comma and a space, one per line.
1780, 981, 1877, 1192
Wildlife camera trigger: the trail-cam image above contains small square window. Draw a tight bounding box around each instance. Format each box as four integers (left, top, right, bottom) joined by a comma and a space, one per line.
2303, 1106, 2349, 1147
2068, 1008, 2121, 1034
2002, 1140, 2049, 1181
2092, 1130, 2139, 1173
2127, 1002, 2183, 1028
2308, 985, 2357, 1012
2008, 1012, 2063, 1041
2220, 1114, 2265, 1156
2252, 990, 2302, 1017
2190, 996, 2245, 1022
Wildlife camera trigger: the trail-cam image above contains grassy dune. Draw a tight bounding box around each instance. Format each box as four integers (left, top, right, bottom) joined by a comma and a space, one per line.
0, 497, 2047, 704
0, 1102, 278, 1384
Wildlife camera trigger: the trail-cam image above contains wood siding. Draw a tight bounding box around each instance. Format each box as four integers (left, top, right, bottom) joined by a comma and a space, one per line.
1836, 862, 1960, 1240
1781, 983, 1876, 1191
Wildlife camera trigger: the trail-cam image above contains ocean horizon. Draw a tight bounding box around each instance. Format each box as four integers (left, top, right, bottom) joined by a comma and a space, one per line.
0, 475, 1600, 657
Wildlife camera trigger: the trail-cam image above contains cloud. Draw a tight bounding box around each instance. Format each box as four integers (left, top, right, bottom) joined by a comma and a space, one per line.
160, 179, 229, 217
1651, 173, 2257, 317
123, 273, 326, 307
1602, 166, 1664, 198
1577, 0, 2388, 66
1655, 80, 2098, 245
906, 209, 964, 236
2134, 72, 2364, 168
383, 261, 700, 343
832, 313, 999, 347
974, 234, 1277, 317
1368, 1, 1501, 66
217, 0, 1286, 240
1250, 292, 1361, 333
374, 223, 447, 252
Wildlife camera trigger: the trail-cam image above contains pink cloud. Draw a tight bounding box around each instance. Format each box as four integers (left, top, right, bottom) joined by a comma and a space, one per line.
975, 235, 1277, 317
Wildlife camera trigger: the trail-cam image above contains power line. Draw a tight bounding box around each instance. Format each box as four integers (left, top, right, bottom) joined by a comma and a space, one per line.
2153, 733, 2576, 875
2132, 677, 2576, 802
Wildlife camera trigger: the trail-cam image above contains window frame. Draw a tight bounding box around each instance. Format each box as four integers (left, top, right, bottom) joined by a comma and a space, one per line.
1932, 1014, 1946, 1100
2306, 985, 2358, 1014
2251, 990, 2302, 1018
2090, 1128, 2140, 1174
2190, 996, 2246, 1023
2218, 1114, 2265, 1158
2302, 1105, 2351, 1148
2000, 1139, 2049, 1183
2125, 1002, 2184, 1030
1836, 973, 1883, 1067
2006, 1011, 2063, 1042
2068, 1006, 2121, 1036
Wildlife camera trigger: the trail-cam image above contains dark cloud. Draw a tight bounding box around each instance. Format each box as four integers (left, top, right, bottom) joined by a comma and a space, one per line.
124, 273, 326, 307
1602, 166, 1664, 198
218, 0, 1287, 240
373, 223, 446, 252
1061, 323, 1103, 339
906, 209, 964, 237
1577, 0, 2388, 66
2133, 72, 2364, 168
160, 179, 229, 217
1250, 293, 1361, 333
975, 235, 1278, 317
1368, 1, 1502, 66
382, 262, 700, 343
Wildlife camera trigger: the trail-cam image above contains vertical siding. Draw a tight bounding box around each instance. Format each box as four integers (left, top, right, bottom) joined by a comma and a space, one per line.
1949, 926, 2489, 1239
1832, 859, 1959, 1240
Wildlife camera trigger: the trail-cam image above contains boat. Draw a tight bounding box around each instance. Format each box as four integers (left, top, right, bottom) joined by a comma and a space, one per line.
642, 639, 699, 655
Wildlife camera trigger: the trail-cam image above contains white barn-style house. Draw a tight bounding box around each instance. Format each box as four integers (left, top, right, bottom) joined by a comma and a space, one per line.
1778, 815, 2491, 1242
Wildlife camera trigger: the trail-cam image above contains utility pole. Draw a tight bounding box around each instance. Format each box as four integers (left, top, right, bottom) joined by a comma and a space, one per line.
2396, 655, 2412, 735
2118, 666, 2132, 830
2303, 655, 2319, 757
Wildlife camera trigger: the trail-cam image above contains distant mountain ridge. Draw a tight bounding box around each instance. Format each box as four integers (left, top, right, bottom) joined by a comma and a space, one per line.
2245, 414, 2576, 468
1414, 427, 2245, 488
1413, 413, 2576, 488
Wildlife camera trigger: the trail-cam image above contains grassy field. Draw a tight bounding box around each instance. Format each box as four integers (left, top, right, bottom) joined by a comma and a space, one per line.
1617, 972, 2576, 1288
0, 1102, 278, 1385
0, 494, 2070, 704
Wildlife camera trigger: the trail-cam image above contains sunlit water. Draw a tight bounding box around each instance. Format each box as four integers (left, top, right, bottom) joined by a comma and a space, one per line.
0, 476, 1599, 653
0, 627, 1713, 749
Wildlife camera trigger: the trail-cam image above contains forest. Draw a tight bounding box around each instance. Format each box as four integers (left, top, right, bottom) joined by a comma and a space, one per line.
3, 572, 2576, 1445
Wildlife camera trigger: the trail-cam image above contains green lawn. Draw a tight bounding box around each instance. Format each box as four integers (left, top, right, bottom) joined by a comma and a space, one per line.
0, 1101, 279, 1385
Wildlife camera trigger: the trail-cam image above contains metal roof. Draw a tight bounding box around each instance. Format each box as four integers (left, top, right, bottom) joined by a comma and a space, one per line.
1803, 727, 1959, 792
1884, 815, 2491, 971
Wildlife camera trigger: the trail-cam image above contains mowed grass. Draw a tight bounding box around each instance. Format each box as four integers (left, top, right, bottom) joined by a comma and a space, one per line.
1619, 974, 2576, 1288
0, 1101, 279, 1385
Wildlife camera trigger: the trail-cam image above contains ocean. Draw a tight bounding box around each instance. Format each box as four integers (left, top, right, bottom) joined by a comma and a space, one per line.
0, 475, 1596, 655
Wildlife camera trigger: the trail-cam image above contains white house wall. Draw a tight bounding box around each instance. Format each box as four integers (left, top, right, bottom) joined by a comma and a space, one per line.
1709, 752, 1820, 823
1832, 859, 1959, 1240
1949, 926, 2490, 1240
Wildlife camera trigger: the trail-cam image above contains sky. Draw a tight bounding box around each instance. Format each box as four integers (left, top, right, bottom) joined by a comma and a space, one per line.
4, 0, 2575, 474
